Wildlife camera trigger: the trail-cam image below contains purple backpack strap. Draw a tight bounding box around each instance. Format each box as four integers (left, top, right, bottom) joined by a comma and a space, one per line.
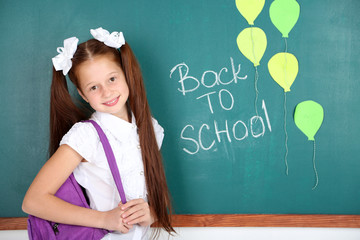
83, 120, 127, 204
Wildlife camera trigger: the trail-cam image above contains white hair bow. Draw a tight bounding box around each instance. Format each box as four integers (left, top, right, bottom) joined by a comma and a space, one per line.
52, 37, 79, 75
90, 27, 125, 49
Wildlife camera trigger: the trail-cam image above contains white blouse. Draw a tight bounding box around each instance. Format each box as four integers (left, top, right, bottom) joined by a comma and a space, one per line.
60, 111, 164, 240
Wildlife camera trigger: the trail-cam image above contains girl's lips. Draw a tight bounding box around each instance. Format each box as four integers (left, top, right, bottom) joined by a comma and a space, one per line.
103, 96, 120, 106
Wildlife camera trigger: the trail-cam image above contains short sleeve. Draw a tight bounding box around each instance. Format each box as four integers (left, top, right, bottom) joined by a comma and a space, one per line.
152, 118, 164, 149
60, 122, 99, 162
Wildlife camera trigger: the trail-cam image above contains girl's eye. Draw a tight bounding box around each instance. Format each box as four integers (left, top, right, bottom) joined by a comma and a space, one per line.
109, 77, 116, 82
90, 86, 97, 91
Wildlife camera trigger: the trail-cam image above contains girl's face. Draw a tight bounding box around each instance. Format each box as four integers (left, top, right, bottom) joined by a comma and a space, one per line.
76, 54, 130, 121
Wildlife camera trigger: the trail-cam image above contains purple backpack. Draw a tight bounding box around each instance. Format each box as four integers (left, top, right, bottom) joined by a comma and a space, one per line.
27, 120, 127, 240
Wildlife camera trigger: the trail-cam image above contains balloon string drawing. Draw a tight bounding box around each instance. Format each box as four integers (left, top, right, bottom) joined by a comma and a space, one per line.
268, 0, 300, 175
235, 0, 266, 116
268, 52, 299, 175
294, 101, 324, 190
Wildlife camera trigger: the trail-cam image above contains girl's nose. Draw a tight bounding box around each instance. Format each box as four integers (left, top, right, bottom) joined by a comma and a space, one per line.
102, 86, 112, 98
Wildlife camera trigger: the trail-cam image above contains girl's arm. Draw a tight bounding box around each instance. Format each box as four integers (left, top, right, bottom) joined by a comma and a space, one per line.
22, 144, 131, 232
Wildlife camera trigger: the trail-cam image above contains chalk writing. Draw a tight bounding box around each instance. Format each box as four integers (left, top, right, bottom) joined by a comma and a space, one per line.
170, 58, 272, 155
180, 100, 271, 154
196, 89, 234, 114
170, 57, 247, 96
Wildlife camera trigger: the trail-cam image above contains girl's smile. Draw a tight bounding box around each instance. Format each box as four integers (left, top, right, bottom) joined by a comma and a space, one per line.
103, 96, 120, 106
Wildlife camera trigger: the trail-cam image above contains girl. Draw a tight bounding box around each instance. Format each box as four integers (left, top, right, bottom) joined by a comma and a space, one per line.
22, 27, 175, 239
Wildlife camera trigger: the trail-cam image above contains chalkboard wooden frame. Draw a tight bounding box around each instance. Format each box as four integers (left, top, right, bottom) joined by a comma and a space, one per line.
1, 214, 360, 230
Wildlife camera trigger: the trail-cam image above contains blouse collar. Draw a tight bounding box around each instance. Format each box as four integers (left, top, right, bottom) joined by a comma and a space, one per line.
91, 111, 137, 142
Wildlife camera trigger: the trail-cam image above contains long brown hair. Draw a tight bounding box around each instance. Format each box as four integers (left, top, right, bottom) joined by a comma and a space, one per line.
50, 39, 175, 236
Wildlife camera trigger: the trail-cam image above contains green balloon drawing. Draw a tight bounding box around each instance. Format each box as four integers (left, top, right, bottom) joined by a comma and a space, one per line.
269, 0, 300, 38
294, 100, 324, 141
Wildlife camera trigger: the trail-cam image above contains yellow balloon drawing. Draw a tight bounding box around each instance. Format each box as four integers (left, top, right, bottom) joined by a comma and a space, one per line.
236, 0, 265, 25
268, 52, 298, 92
236, 27, 267, 67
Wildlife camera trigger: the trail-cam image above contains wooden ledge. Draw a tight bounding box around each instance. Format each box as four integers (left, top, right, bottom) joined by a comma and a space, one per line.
170, 214, 360, 228
1, 214, 360, 230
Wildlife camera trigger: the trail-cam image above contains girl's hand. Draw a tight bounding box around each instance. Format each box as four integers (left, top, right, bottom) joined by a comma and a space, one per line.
119, 199, 155, 227
103, 206, 133, 233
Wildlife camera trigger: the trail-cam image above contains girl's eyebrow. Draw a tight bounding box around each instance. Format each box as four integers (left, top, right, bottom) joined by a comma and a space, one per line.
107, 71, 118, 76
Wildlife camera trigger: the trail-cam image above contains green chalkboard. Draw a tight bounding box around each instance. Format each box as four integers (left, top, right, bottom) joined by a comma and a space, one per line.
1, 0, 360, 217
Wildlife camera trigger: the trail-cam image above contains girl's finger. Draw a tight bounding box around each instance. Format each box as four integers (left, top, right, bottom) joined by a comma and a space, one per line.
121, 198, 145, 210
122, 202, 148, 218
127, 215, 147, 225
120, 226, 129, 234
123, 222, 133, 229
123, 209, 146, 224
119, 221, 133, 233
